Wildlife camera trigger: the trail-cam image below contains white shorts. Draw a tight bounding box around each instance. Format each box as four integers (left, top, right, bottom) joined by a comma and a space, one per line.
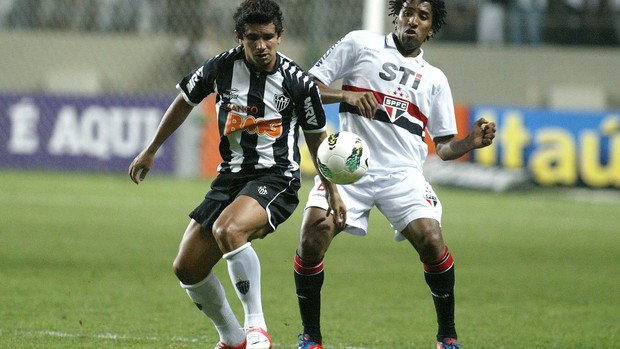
305, 170, 442, 241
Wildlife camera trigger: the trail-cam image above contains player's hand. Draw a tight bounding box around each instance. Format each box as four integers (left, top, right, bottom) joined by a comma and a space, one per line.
471, 118, 496, 149
128, 150, 155, 185
325, 189, 347, 231
344, 91, 379, 120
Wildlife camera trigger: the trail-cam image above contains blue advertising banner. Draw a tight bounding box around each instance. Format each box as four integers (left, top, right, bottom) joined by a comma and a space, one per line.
0, 93, 173, 173
471, 106, 620, 188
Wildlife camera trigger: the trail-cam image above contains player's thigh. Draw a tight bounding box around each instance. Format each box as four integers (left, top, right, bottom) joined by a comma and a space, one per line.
375, 171, 442, 239
304, 174, 374, 237
214, 195, 272, 244
173, 219, 223, 284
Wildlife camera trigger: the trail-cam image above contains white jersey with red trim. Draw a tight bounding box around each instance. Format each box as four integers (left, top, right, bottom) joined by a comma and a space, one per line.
309, 30, 457, 175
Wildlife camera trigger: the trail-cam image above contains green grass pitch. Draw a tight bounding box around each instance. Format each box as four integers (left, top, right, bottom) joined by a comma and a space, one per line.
0, 170, 618, 348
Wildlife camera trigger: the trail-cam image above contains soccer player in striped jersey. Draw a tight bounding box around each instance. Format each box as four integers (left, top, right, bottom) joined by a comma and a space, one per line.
293, 1, 496, 349
128, 1, 346, 349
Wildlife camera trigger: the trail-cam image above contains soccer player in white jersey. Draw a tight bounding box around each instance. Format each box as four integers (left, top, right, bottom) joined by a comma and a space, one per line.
128, 1, 346, 349
293, 1, 496, 349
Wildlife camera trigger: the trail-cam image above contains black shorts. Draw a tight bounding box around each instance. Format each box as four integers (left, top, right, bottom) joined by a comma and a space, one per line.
189, 171, 301, 233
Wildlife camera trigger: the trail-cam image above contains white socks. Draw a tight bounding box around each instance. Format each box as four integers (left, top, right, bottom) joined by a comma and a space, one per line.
181, 272, 245, 346
223, 242, 266, 330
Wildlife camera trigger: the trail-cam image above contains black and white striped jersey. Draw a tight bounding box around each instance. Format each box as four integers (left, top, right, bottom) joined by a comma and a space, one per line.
177, 45, 327, 178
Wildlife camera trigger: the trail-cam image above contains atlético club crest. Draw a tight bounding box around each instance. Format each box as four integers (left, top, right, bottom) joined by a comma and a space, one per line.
274, 94, 290, 112
235, 280, 250, 295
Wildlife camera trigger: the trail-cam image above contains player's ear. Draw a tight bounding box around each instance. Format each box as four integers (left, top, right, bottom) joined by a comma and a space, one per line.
235, 30, 243, 43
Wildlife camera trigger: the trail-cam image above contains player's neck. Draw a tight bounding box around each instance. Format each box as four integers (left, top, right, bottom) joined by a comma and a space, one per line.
391, 32, 422, 58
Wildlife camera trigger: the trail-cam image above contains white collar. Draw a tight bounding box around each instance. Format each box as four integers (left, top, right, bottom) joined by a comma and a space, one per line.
385, 33, 426, 66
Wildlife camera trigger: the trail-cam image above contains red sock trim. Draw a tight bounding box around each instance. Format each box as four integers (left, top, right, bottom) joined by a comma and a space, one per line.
294, 253, 324, 276
423, 246, 454, 274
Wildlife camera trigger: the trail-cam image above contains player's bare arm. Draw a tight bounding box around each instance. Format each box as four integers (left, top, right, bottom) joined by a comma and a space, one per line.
315, 80, 379, 120
129, 93, 194, 184
434, 118, 496, 161
304, 131, 347, 230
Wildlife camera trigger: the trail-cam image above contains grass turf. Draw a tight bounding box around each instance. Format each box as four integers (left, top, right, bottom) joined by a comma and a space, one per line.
0, 170, 618, 348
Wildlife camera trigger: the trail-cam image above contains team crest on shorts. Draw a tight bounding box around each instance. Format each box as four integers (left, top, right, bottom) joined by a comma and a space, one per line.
424, 193, 438, 207
257, 186, 268, 195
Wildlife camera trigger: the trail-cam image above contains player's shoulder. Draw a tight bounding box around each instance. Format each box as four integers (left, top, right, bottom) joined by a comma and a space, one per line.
343, 30, 384, 45
277, 53, 311, 78
205, 45, 244, 68
419, 52, 449, 81
427, 63, 449, 85
276, 53, 315, 89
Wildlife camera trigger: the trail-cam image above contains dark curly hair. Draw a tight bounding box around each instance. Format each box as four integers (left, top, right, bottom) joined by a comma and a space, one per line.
388, 0, 446, 40
233, 0, 284, 37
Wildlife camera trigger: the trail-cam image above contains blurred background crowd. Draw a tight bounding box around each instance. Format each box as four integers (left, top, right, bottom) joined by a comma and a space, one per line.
1, 0, 619, 47
1, 0, 618, 185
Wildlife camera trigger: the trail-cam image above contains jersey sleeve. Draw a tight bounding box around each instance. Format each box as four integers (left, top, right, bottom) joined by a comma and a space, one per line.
294, 74, 327, 133
426, 72, 458, 140
308, 31, 361, 86
176, 56, 218, 106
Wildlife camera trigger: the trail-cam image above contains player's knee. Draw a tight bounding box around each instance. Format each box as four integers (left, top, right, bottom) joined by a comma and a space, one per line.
419, 228, 443, 248
212, 221, 241, 249
299, 225, 330, 259
172, 257, 195, 285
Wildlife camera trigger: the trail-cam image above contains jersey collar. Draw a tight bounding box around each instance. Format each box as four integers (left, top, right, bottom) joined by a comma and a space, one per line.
385, 33, 426, 67
241, 46, 282, 76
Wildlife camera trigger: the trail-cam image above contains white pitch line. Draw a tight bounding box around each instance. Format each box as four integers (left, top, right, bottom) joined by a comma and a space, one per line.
1, 329, 375, 349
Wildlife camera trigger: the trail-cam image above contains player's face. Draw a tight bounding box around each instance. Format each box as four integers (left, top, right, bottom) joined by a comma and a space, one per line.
238, 22, 281, 72
394, 0, 434, 57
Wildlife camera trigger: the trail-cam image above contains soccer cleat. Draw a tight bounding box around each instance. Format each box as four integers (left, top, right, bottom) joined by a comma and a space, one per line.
437, 338, 461, 349
297, 334, 323, 349
214, 340, 246, 349
245, 327, 272, 349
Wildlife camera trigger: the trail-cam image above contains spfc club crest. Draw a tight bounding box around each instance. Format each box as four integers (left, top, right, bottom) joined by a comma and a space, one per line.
424, 193, 438, 207
274, 94, 290, 112
383, 95, 409, 122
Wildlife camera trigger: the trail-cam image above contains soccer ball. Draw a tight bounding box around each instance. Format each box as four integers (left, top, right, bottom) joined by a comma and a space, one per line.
316, 131, 370, 185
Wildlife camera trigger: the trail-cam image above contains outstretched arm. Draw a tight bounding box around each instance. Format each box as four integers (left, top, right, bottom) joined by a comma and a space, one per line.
315, 80, 379, 120
304, 131, 347, 231
434, 118, 496, 161
128, 93, 194, 184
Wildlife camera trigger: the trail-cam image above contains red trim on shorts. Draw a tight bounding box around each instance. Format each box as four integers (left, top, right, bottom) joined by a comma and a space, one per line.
294, 253, 324, 276
423, 246, 454, 274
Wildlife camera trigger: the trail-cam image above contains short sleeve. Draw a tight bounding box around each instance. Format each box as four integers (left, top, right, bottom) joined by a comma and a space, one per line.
309, 31, 361, 86
426, 72, 457, 139
176, 57, 217, 106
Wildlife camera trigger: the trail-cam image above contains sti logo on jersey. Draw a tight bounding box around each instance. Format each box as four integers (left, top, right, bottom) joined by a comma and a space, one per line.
383, 96, 409, 121
380, 63, 423, 90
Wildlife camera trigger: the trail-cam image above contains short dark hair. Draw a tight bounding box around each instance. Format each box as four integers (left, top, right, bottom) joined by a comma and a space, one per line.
388, 0, 447, 39
233, 0, 284, 37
